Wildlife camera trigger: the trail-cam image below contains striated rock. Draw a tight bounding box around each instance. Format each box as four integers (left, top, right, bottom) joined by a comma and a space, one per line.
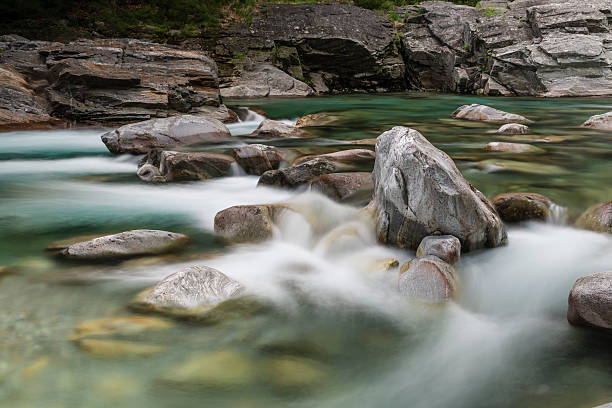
265, 356, 328, 391
491, 192, 554, 223
220, 64, 313, 98
59, 230, 190, 260
370, 126, 507, 252
246, 119, 304, 139
497, 123, 530, 134
214, 204, 290, 243
416, 235, 461, 265
310, 172, 374, 205
233, 144, 283, 175
568, 271, 612, 330
398, 255, 457, 303
138, 150, 234, 182
452, 104, 533, 124
162, 350, 255, 387
258, 158, 337, 189
484, 142, 544, 153
292, 149, 375, 168
576, 202, 612, 234
581, 112, 612, 131
101, 115, 231, 155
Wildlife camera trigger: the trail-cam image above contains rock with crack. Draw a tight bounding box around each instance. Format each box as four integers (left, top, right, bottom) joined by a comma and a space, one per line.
398, 255, 457, 303
452, 104, 533, 124
220, 64, 314, 98
137, 149, 234, 182
232, 144, 284, 175
369, 126, 507, 252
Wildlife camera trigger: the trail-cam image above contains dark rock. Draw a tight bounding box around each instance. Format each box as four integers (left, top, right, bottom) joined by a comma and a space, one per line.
369, 126, 507, 252
310, 172, 374, 204
220, 64, 313, 98
138, 150, 235, 182
576, 202, 612, 234
101, 115, 231, 155
491, 192, 554, 222
568, 271, 612, 330
233, 144, 283, 176
398, 255, 457, 303
416, 235, 461, 265
581, 112, 612, 131
58, 230, 190, 260
292, 149, 375, 168
452, 104, 533, 124
497, 123, 530, 134
258, 158, 337, 189
246, 119, 304, 139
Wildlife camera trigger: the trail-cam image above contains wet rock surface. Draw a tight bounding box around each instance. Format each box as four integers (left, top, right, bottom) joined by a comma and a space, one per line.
138, 149, 234, 182
568, 271, 612, 330
310, 172, 374, 205
491, 192, 554, 223
214, 204, 290, 243
398, 255, 457, 303
416, 235, 461, 265
233, 144, 284, 176
258, 158, 338, 189
452, 104, 533, 124
370, 126, 507, 251
576, 202, 612, 234
581, 112, 612, 131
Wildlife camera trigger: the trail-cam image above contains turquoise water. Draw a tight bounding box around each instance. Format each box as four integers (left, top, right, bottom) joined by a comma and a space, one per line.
0, 94, 611, 408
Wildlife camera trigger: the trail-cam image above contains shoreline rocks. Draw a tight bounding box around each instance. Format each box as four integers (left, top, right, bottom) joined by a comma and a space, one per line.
568, 271, 612, 330
491, 192, 554, 223
452, 104, 533, 124
220, 64, 314, 98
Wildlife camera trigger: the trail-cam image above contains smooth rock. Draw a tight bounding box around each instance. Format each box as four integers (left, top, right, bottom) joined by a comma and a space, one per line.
101, 115, 231, 155
292, 149, 375, 167
214, 204, 290, 243
59, 230, 190, 260
452, 104, 533, 124
138, 150, 234, 182
491, 192, 554, 222
484, 142, 544, 153
497, 123, 530, 134
265, 356, 328, 391
295, 113, 339, 128
220, 64, 314, 98
416, 235, 461, 265
310, 172, 374, 204
568, 271, 612, 329
233, 144, 283, 176
246, 119, 304, 139
581, 112, 612, 131
398, 255, 457, 303
370, 127, 507, 252
576, 202, 612, 234
258, 158, 337, 189
75, 338, 164, 357
162, 350, 255, 387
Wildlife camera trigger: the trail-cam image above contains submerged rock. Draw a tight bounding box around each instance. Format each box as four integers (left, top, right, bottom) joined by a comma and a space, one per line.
398, 256, 457, 303
581, 112, 612, 131
75, 338, 165, 357
138, 149, 234, 182
497, 123, 530, 134
58, 230, 190, 260
568, 271, 612, 330
258, 158, 337, 189
416, 235, 461, 265
370, 126, 507, 252
101, 115, 231, 155
451, 104, 533, 124
576, 202, 612, 234
310, 172, 374, 205
233, 144, 284, 175
491, 192, 554, 223
265, 356, 328, 391
295, 113, 339, 128
214, 204, 290, 243
292, 149, 375, 168
162, 350, 255, 387
72, 316, 172, 339
246, 119, 304, 139
484, 142, 543, 153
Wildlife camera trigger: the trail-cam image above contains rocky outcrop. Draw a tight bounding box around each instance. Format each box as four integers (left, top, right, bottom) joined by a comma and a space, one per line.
258, 158, 337, 189
581, 112, 612, 131
497, 123, 530, 134
246, 119, 304, 139
220, 64, 314, 98
233, 144, 284, 175
568, 271, 612, 330
214, 204, 291, 243
369, 126, 507, 252
137, 149, 234, 182
576, 202, 612, 234
452, 104, 533, 124
58, 230, 190, 260
310, 172, 374, 205
491, 192, 554, 222
101, 115, 231, 155
484, 142, 543, 153
416, 235, 461, 265
398, 256, 457, 303
208, 3, 405, 95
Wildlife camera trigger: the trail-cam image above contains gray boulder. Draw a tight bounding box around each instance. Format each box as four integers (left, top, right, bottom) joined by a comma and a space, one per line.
452, 104, 533, 124
310, 172, 374, 205
581, 112, 612, 131
398, 255, 457, 303
220, 64, 314, 98
59, 230, 190, 260
576, 202, 612, 234
137, 149, 234, 182
370, 126, 507, 252
214, 204, 291, 243
233, 144, 283, 175
568, 271, 612, 330
246, 119, 304, 139
416, 235, 461, 265
491, 192, 554, 223
101, 115, 231, 155
258, 158, 337, 189
497, 123, 530, 134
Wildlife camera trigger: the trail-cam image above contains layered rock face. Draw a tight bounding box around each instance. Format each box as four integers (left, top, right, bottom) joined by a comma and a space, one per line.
0, 36, 234, 126
208, 3, 405, 95
398, 0, 612, 97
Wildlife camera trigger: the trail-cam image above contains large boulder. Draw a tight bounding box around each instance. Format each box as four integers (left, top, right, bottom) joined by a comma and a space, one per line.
233, 144, 284, 175
491, 192, 554, 223
398, 256, 457, 303
220, 64, 314, 98
137, 149, 234, 182
581, 112, 612, 131
214, 204, 291, 243
576, 202, 612, 234
258, 158, 337, 189
101, 115, 231, 155
567, 271, 612, 330
58, 230, 190, 260
452, 104, 533, 124
246, 119, 304, 139
416, 235, 461, 265
310, 172, 374, 204
369, 127, 507, 251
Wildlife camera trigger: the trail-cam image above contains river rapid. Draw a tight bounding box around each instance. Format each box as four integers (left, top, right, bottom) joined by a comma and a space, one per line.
1, 94, 611, 408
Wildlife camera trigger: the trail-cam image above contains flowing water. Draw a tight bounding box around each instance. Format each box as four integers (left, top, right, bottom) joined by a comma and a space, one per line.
1, 94, 611, 408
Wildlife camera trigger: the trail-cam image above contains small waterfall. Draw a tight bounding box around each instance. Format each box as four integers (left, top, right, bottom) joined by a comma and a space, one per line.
229, 161, 247, 176
547, 203, 568, 225
226, 108, 266, 136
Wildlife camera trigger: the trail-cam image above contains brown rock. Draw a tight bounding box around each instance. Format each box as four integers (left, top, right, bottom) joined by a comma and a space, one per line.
491, 192, 554, 223
416, 235, 461, 265
310, 172, 373, 204
214, 204, 290, 243
398, 255, 457, 303
568, 271, 612, 330
233, 144, 283, 175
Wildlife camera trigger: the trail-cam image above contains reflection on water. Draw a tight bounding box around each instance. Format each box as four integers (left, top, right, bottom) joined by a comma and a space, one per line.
0, 94, 611, 408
